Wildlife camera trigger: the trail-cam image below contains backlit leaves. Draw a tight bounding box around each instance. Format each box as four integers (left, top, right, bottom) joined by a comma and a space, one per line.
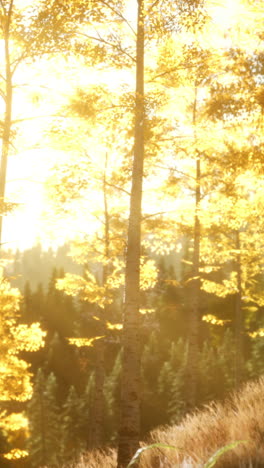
3, 448, 28, 460
68, 336, 105, 347
57, 272, 112, 309
140, 259, 158, 291
0, 276, 46, 403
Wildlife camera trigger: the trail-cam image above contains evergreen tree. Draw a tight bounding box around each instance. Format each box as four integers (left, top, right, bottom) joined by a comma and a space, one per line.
104, 351, 122, 443
45, 331, 82, 400
27, 369, 60, 467
21, 281, 33, 324
248, 336, 264, 380
141, 332, 166, 432
79, 373, 95, 450
158, 339, 188, 424
61, 385, 83, 463
45, 268, 78, 337
215, 329, 236, 394
198, 341, 221, 403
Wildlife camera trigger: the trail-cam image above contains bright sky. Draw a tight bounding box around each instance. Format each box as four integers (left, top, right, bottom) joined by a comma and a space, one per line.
3, 149, 61, 250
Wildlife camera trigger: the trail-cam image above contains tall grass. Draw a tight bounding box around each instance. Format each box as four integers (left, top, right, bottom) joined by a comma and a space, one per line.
143, 377, 264, 467
62, 377, 264, 467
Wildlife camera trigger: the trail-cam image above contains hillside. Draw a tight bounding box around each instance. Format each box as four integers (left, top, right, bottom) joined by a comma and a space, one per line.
68, 377, 264, 468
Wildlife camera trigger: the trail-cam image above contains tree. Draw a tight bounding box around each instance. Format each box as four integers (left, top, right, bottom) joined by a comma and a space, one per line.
0, 274, 45, 460
27, 370, 60, 467
0, 0, 90, 245
61, 385, 83, 463
104, 350, 122, 443
40, 0, 264, 460
79, 372, 95, 449
117, 0, 145, 465
143, 0, 264, 402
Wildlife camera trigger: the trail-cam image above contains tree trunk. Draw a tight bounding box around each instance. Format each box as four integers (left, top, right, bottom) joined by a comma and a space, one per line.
185, 86, 200, 409
89, 339, 105, 448
234, 230, 243, 387
90, 158, 110, 447
0, 1, 13, 246
117, 0, 144, 466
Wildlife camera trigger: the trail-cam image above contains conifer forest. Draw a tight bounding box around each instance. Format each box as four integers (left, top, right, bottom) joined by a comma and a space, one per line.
0, 0, 264, 467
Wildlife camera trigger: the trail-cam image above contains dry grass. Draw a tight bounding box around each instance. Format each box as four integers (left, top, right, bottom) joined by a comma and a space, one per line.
63, 377, 264, 467
142, 377, 264, 467
61, 449, 117, 467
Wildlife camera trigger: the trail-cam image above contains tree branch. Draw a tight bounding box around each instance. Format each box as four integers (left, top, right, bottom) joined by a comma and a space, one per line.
147, 0, 161, 13
151, 163, 196, 180
105, 181, 130, 195
142, 210, 178, 221
77, 31, 136, 63
99, 0, 136, 36
148, 64, 199, 82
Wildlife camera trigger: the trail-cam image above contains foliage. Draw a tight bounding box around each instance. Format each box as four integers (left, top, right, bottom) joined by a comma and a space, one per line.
61, 386, 84, 462
0, 274, 45, 459
1, 0, 264, 462
27, 370, 61, 467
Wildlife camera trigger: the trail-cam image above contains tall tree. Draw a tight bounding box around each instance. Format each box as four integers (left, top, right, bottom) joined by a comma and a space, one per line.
0, 274, 45, 460
27, 370, 60, 467
0, 0, 89, 245
0, 0, 13, 242
117, 0, 144, 465
61, 385, 83, 463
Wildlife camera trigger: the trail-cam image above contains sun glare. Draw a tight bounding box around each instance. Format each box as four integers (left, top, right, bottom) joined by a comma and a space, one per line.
3, 149, 59, 250
1, 0, 261, 254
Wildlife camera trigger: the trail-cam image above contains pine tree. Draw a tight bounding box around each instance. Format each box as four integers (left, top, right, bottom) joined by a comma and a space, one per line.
157, 339, 187, 424
217, 329, 236, 394
198, 341, 220, 403
45, 331, 82, 400
104, 351, 122, 443
79, 372, 95, 450
27, 369, 60, 467
248, 336, 264, 380
141, 332, 166, 432
61, 385, 83, 463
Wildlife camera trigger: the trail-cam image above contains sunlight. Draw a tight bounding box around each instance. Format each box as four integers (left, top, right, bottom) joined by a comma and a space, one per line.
1, 0, 264, 465
3, 149, 64, 250
210, 0, 242, 28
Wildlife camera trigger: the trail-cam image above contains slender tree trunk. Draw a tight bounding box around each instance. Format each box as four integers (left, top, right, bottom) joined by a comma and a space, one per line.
89, 339, 105, 448
117, 1, 144, 466
39, 374, 47, 466
186, 86, 201, 409
0, 1, 13, 246
90, 155, 110, 447
103, 152, 110, 280
234, 230, 243, 387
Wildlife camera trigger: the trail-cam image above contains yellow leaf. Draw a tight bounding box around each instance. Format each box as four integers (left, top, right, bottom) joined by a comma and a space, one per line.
68, 336, 105, 347
3, 449, 28, 460
139, 308, 155, 315
106, 322, 123, 330
202, 314, 230, 326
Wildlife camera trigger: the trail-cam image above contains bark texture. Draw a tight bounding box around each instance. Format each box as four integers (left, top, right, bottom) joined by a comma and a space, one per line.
186, 87, 200, 409
117, 1, 144, 466
89, 339, 105, 448
234, 230, 243, 387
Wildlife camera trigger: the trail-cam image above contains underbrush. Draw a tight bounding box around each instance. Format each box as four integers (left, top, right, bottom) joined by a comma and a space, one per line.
61, 449, 117, 467
61, 377, 264, 467
143, 376, 264, 467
